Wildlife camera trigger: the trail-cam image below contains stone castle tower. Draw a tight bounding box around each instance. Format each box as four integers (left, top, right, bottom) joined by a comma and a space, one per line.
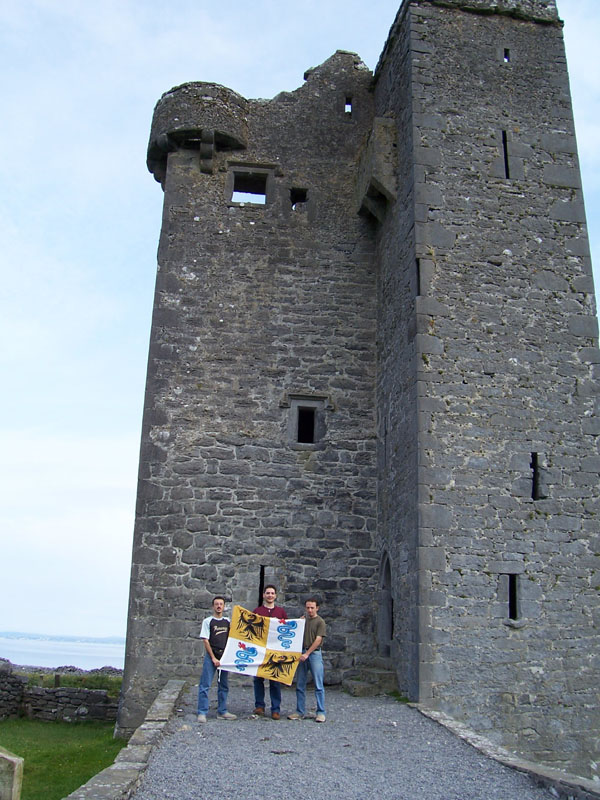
118, 0, 600, 779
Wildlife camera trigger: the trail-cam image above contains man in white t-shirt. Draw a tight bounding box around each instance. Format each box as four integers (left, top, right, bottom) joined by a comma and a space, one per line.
197, 596, 237, 722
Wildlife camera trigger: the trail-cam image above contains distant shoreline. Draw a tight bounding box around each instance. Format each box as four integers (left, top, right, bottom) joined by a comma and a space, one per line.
0, 631, 125, 645
0, 636, 125, 672
2, 658, 123, 675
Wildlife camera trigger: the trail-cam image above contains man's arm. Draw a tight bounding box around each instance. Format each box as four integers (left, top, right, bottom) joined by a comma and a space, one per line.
202, 637, 220, 667
300, 635, 323, 661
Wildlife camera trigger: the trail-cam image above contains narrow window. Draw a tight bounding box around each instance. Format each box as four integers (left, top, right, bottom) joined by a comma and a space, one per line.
345, 96, 352, 115
416, 258, 422, 297
530, 452, 547, 500
501, 130, 511, 179
285, 394, 328, 446
297, 407, 316, 443
290, 187, 308, 210
508, 574, 519, 620
503, 48, 511, 63
232, 171, 267, 204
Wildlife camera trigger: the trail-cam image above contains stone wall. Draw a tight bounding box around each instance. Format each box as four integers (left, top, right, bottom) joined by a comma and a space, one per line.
120, 0, 599, 781
0, 670, 25, 720
377, 0, 599, 780
21, 686, 118, 722
119, 50, 381, 735
0, 666, 118, 723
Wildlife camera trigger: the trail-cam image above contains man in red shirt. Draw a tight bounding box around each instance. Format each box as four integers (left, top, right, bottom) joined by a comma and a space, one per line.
252, 584, 287, 719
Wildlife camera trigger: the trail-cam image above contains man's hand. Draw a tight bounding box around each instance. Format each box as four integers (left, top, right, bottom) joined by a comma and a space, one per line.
213, 659, 221, 667
300, 653, 308, 662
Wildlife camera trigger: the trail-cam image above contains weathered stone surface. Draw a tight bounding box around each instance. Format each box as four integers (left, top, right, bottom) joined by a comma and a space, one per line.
119, 0, 600, 783
0, 746, 23, 800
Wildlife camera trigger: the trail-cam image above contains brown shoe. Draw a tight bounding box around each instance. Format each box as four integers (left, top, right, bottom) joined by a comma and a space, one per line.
253, 707, 264, 716
271, 711, 280, 720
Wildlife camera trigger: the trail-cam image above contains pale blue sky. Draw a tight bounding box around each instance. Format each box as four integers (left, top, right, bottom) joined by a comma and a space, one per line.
0, 1, 597, 638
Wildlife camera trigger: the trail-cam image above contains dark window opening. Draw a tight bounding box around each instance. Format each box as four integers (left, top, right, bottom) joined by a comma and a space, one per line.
258, 565, 265, 607
416, 258, 422, 297
291, 187, 308, 210
530, 452, 546, 500
345, 97, 352, 115
297, 407, 316, 443
232, 171, 267, 204
502, 130, 511, 179
285, 394, 328, 446
503, 48, 511, 63
508, 574, 519, 620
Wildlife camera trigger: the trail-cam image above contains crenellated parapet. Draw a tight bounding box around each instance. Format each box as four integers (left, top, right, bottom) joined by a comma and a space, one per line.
147, 82, 249, 184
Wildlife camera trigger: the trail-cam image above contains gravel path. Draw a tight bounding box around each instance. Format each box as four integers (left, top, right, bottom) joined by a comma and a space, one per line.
131, 680, 556, 800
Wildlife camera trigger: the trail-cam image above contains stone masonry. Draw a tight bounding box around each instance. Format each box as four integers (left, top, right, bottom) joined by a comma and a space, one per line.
0, 664, 118, 723
118, 0, 600, 781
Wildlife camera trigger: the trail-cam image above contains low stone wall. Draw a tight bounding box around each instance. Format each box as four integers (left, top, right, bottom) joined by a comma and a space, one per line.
0, 671, 25, 719
21, 686, 118, 722
0, 661, 118, 723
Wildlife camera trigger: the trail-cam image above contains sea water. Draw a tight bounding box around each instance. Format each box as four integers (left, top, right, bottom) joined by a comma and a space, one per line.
0, 636, 125, 670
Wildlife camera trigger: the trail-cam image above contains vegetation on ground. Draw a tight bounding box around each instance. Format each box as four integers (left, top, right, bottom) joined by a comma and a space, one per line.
17, 672, 122, 697
0, 717, 125, 800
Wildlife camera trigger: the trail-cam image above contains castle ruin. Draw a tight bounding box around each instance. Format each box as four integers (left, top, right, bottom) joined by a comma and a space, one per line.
117, 0, 600, 779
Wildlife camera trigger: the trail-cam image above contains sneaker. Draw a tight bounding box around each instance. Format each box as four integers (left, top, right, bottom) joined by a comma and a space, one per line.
217, 712, 237, 720
253, 707, 265, 716
271, 711, 280, 720
287, 712, 303, 720
197, 714, 207, 723
315, 713, 326, 723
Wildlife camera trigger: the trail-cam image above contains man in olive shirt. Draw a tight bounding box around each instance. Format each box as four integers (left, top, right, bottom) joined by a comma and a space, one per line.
288, 597, 326, 722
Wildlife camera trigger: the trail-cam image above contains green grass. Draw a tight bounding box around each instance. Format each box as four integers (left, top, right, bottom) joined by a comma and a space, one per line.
0, 718, 126, 800
17, 672, 122, 698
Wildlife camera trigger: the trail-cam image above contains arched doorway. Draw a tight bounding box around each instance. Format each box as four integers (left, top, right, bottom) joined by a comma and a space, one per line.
377, 554, 394, 657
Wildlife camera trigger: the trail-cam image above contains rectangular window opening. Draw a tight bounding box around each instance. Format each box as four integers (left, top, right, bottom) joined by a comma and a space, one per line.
291, 187, 308, 210
503, 48, 511, 63
345, 96, 353, 115
508, 574, 519, 620
416, 258, 422, 297
297, 407, 316, 443
502, 130, 511, 179
530, 452, 545, 500
232, 171, 267, 204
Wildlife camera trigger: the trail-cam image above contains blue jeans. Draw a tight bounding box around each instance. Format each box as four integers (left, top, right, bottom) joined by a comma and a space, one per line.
197, 653, 229, 715
253, 677, 281, 713
295, 650, 325, 715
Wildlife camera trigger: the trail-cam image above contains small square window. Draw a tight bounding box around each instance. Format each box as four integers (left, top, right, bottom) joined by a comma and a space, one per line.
290, 187, 308, 210
283, 394, 330, 447
231, 171, 267, 204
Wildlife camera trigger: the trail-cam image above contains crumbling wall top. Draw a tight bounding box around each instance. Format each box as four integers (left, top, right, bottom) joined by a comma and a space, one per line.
424, 0, 558, 21
147, 82, 249, 183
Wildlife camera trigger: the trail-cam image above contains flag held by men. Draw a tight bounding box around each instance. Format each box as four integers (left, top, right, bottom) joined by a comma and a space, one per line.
219, 605, 305, 685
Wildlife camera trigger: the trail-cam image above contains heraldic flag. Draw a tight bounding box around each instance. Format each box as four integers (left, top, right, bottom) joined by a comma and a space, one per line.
219, 605, 305, 686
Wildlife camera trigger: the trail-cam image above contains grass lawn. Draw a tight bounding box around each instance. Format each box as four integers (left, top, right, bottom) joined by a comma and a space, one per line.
0, 718, 126, 800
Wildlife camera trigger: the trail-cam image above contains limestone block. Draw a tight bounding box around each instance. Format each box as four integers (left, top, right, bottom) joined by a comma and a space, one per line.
0, 746, 23, 800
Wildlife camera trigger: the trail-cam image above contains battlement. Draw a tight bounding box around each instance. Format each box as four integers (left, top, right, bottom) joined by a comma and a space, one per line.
147, 82, 249, 184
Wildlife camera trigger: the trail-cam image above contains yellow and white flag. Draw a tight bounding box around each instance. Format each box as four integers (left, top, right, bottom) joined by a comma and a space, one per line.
219, 605, 305, 685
